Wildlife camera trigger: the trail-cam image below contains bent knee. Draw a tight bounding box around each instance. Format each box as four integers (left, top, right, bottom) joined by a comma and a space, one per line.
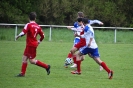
29, 59, 36, 64
71, 48, 77, 53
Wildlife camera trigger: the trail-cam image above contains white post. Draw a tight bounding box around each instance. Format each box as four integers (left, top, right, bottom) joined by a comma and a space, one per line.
114, 28, 117, 43
49, 26, 52, 41
15, 25, 18, 41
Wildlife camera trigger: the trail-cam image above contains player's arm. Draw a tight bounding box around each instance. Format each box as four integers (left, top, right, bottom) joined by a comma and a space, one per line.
38, 29, 44, 44
88, 38, 93, 47
16, 29, 27, 40
16, 31, 24, 40
89, 20, 104, 25
67, 26, 77, 31
16, 24, 28, 40
88, 29, 94, 47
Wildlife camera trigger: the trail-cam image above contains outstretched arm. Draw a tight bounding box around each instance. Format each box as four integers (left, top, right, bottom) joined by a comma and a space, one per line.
16, 31, 25, 40
89, 20, 104, 25
67, 26, 77, 31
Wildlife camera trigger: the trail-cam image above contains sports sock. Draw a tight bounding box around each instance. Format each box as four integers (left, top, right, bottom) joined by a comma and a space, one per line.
76, 60, 81, 72
21, 62, 28, 75
67, 52, 73, 58
100, 62, 111, 73
72, 55, 76, 64
35, 60, 48, 69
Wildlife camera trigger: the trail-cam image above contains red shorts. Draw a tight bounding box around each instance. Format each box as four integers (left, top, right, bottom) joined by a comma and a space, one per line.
74, 38, 86, 49
23, 46, 37, 59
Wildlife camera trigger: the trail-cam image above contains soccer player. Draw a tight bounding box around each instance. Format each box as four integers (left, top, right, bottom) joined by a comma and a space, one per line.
65, 12, 103, 69
65, 18, 84, 67
71, 18, 113, 79
15, 12, 51, 77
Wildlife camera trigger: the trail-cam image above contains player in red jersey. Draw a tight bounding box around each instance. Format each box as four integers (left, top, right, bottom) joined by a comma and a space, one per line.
16, 12, 50, 77
64, 18, 85, 67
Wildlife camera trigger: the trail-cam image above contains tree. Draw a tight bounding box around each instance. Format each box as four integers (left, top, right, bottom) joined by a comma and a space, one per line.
0, 0, 133, 27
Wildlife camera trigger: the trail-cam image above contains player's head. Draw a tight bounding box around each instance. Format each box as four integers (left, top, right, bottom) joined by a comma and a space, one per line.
82, 18, 89, 25
77, 12, 84, 18
29, 12, 37, 21
77, 18, 83, 26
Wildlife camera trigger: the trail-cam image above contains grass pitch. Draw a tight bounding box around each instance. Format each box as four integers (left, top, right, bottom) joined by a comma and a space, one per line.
0, 41, 133, 88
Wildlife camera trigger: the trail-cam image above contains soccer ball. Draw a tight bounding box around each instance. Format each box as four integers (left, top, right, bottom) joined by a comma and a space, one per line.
65, 58, 73, 65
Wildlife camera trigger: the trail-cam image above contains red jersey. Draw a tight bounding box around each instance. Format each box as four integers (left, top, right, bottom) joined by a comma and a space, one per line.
22, 21, 44, 47
80, 30, 84, 35
74, 30, 86, 49
79, 30, 85, 42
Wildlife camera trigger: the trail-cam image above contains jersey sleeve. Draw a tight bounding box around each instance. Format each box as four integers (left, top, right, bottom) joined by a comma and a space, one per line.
71, 28, 77, 31
89, 20, 103, 25
38, 28, 44, 42
18, 23, 29, 37
73, 22, 83, 32
74, 22, 79, 28
22, 23, 29, 34
81, 26, 94, 38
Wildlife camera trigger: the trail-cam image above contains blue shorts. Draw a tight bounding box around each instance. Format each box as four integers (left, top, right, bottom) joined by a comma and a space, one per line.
73, 38, 80, 46
80, 46, 100, 58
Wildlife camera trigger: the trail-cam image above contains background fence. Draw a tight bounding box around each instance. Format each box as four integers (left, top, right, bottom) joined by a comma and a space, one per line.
0, 23, 133, 43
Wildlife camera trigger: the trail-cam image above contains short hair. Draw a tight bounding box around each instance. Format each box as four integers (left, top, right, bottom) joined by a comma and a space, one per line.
77, 12, 84, 18
77, 18, 83, 22
82, 18, 89, 24
29, 12, 37, 21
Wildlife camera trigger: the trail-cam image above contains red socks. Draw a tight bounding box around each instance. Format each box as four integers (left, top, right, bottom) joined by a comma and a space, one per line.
21, 62, 28, 75
72, 55, 77, 64
100, 62, 111, 73
67, 52, 73, 58
76, 60, 81, 72
35, 60, 48, 69
20, 60, 48, 75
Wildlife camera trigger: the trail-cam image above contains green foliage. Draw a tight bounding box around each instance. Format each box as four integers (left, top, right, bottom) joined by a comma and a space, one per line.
0, 0, 133, 26
0, 0, 38, 23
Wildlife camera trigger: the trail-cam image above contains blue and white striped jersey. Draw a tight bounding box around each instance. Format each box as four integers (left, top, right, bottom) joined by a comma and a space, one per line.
81, 24, 98, 49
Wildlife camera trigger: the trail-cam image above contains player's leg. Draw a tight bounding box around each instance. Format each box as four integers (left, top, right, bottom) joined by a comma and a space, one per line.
64, 38, 80, 67
91, 48, 113, 79
88, 53, 103, 71
71, 46, 88, 74
71, 51, 82, 74
93, 57, 113, 79
29, 58, 50, 75
64, 50, 73, 68
17, 55, 28, 77
66, 51, 73, 59
70, 55, 77, 68
17, 46, 29, 77
64, 46, 78, 67
28, 46, 51, 75
71, 38, 80, 64
70, 55, 84, 68
70, 46, 78, 55
65, 50, 73, 64
70, 40, 85, 68
28, 46, 50, 75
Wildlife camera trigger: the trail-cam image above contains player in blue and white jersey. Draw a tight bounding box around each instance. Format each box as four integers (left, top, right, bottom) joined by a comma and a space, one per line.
71, 18, 113, 79
64, 12, 103, 69
65, 18, 84, 67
